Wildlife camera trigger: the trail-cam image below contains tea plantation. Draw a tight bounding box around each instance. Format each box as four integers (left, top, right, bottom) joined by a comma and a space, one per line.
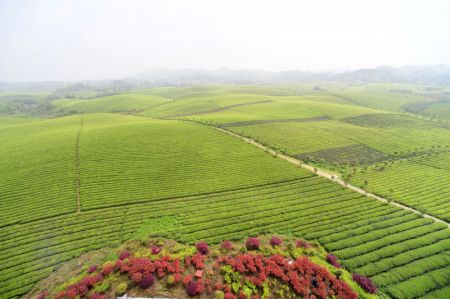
1, 83, 449, 299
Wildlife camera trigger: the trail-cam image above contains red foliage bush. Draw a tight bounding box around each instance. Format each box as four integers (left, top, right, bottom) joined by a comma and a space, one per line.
191, 253, 205, 269
87, 265, 97, 273
131, 272, 143, 283
326, 253, 341, 268
119, 250, 130, 260
186, 281, 202, 296
218, 253, 357, 299
89, 293, 106, 299
102, 263, 114, 276
245, 237, 260, 250
221, 240, 233, 251
139, 274, 155, 289
225, 292, 237, 299
151, 245, 162, 255
269, 236, 282, 247
183, 275, 193, 286
196, 241, 209, 255
295, 240, 312, 248
352, 273, 377, 294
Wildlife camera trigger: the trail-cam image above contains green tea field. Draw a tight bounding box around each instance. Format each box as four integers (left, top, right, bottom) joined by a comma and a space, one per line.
1, 83, 449, 299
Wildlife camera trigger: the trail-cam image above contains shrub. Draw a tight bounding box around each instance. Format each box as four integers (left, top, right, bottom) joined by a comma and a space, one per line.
186, 281, 201, 296
119, 250, 130, 260
167, 274, 175, 285
352, 273, 377, 294
196, 241, 209, 255
270, 236, 282, 247
89, 294, 105, 299
183, 275, 193, 286
326, 253, 341, 268
139, 274, 155, 289
151, 245, 162, 255
245, 237, 260, 250
215, 290, 225, 299
131, 272, 143, 283
115, 282, 127, 295
225, 292, 237, 299
221, 240, 233, 251
295, 240, 311, 248
87, 265, 98, 273
239, 290, 248, 299
102, 262, 114, 275
93, 280, 110, 293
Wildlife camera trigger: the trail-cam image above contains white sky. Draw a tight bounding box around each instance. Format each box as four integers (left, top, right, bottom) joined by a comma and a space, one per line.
0, 0, 449, 81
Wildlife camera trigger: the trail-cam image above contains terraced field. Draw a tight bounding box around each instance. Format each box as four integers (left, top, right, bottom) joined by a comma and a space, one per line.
1, 83, 450, 299
2, 173, 450, 298
349, 153, 450, 222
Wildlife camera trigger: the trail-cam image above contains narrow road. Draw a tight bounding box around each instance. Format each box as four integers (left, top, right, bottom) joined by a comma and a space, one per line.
214, 126, 450, 228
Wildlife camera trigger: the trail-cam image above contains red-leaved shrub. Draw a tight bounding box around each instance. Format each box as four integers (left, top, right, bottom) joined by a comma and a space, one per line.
326, 253, 341, 268
119, 250, 130, 260
186, 281, 202, 296
102, 263, 114, 275
182, 275, 193, 286
352, 273, 377, 294
139, 274, 155, 289
269, 236, 282, 247
221, 240, 233, 251
87, 265, 97, 273
225, 292, 237, 299
151, 246, 162, 255
245, 237, 260, 250
295, 240, 312, 248
89, 294, 105, 299
196, 241, 209, 255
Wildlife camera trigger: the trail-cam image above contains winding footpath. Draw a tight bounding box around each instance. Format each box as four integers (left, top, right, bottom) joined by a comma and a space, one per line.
214, 126, 450, 228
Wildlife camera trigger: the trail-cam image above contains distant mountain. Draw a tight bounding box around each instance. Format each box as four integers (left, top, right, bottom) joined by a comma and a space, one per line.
130, 65, 450, 85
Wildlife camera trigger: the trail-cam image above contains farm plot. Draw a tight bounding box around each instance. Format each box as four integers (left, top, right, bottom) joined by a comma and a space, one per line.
337, 83, 433, 111
0, 116, 81, 225
1, 175, 449, 298
349, 159, 450, 222
78, 114, 306, 209
54, 93, 169, 114
297, 144, 392, 166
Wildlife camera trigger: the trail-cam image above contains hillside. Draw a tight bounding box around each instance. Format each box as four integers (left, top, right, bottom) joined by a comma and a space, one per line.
0, 83, 449, 299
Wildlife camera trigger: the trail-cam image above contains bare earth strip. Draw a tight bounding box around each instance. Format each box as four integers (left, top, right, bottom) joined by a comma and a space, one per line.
212, 125, 450, 228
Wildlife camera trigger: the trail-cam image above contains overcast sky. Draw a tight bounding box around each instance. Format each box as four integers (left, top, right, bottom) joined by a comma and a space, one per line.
1, 0, 449, 82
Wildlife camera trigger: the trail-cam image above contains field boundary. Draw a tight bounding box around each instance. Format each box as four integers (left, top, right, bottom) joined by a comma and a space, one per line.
194, 122, 450, 228
75, 115, 83, 213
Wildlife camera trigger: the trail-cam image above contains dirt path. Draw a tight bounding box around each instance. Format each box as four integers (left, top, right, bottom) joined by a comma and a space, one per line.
214, 126, 450, 228
75, 115, 83, 213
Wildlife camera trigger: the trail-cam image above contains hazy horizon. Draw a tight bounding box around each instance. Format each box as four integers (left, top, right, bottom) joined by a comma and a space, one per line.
1, 0, 450, 82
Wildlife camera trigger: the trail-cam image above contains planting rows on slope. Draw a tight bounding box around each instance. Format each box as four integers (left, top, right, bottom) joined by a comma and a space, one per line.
54, 93, 169, 114
1, 176, 449, 298
349, 154, 450, 222
0, 116, 81, 225
78, 114, 306, 210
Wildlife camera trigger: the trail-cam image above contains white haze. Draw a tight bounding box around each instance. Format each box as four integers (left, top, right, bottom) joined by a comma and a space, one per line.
0, 0, 449, 82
